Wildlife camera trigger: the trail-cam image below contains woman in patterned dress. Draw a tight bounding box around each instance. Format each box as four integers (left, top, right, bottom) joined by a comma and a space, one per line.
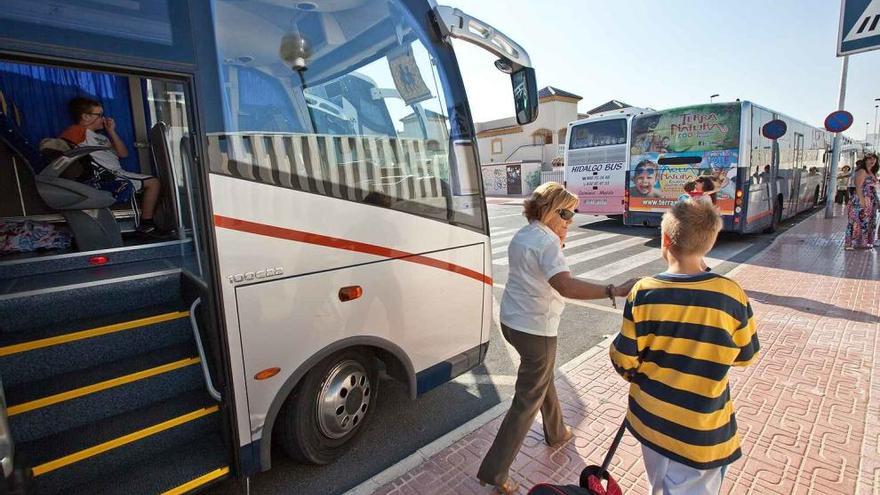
845, 153, 878, 250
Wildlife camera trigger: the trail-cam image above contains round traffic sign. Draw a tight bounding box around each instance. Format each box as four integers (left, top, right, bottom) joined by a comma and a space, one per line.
761, 119, 787, 140
824, 110, 854, 133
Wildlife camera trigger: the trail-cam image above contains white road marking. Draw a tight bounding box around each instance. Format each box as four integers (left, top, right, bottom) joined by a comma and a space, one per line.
561, 232, 618, 250
577, 240, 754, 281
489, 227, 520, 237
494, 233, 624, 266
578, 248, 662, 281
704, 242, 754, 267
488, 212, 525, 219
568, 237, 648, 272
491, 231, 593, 255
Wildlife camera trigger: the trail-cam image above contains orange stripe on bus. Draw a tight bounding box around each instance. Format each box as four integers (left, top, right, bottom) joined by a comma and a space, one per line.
213, 215, 492, 286
746, 210, 772, 223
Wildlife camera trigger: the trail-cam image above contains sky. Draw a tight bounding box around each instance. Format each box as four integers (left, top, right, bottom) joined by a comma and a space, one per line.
444, 0, 880, 141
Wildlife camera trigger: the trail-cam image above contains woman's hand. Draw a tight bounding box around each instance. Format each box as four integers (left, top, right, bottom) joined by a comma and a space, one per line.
613, 278, 640, 297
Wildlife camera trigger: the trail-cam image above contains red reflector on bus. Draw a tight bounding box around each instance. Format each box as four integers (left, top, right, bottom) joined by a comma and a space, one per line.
255, 367, 281, 380
339, 286, 363, 302
89, 256, 109, 265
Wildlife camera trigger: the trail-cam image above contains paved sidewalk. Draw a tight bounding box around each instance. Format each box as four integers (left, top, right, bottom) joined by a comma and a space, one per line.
367, 211, 880, 495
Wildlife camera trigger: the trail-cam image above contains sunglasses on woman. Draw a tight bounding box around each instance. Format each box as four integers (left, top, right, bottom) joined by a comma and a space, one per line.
557, 209, 575, 221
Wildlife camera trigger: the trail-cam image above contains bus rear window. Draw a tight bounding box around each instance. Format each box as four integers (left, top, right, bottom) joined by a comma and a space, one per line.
569, 119, 626, 150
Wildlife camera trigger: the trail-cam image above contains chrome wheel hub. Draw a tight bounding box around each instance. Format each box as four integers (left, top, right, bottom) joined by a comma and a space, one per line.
316, 360, 371, 439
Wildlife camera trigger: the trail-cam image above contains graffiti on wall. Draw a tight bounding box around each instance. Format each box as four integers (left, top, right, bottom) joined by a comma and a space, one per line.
481, 162, 543, 196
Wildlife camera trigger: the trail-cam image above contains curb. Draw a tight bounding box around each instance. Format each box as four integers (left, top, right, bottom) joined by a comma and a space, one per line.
342, 336, 615, 495
724, 209, 825, 280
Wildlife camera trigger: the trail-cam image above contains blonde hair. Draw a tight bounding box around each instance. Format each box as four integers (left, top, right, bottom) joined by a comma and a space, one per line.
523, 182, 578, 222
661, 199, 722, 257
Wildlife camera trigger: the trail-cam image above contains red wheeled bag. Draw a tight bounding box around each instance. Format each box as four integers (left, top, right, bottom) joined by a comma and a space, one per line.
527, 421, 626, 495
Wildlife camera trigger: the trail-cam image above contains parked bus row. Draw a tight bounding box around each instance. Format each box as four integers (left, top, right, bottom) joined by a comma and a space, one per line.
565, 101, 864, 234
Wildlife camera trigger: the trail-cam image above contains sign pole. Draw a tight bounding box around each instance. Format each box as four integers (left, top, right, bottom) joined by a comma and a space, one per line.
825, 55, 849, 219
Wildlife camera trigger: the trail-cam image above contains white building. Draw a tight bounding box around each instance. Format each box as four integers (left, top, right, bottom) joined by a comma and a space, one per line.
475, 91, 640, 196
476, 86, 584, 170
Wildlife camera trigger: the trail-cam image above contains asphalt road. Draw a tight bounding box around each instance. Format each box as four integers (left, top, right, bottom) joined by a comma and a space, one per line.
207, 202, 811, 495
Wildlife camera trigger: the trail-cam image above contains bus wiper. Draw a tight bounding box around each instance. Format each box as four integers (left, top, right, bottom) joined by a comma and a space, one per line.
658, 156, 702, 165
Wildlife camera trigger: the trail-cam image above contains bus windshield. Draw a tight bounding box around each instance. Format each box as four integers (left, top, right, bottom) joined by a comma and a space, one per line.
569, 119, 627, 149
212, 0, 484, 230
628, 103, 741, 214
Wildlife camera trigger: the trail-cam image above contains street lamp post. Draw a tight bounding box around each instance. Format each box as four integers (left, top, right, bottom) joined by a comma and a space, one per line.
710, 94, 719, 103
874, 98, 879, 149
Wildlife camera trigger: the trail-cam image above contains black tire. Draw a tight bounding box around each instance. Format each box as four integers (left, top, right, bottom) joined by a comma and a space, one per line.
764, 199, 782, 233
277, 350, 378, 465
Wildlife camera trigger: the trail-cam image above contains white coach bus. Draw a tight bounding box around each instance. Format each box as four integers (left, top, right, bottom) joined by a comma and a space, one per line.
0, 1, 538, 493
564, 107, 647, 217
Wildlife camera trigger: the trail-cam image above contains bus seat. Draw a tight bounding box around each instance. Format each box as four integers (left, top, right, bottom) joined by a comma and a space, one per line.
148, 122, 182, 235
0, 112, 122, 251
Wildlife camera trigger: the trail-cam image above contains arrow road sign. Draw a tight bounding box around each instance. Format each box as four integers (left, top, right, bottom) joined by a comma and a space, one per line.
838, 0, 880, 56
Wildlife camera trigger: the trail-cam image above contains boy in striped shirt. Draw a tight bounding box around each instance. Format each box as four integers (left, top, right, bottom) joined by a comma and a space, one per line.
610, 199, 759, 495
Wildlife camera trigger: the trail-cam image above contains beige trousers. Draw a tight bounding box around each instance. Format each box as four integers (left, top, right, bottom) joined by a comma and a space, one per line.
477, 324, 567, 486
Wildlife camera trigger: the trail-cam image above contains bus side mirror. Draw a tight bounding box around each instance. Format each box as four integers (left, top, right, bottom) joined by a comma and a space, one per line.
511, 67, 538, 125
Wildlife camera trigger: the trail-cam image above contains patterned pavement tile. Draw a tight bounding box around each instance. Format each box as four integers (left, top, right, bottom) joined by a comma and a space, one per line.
368, 212, 880, 494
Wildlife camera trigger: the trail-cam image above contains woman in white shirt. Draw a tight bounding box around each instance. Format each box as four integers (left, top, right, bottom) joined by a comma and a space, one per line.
477, 182, 637, 494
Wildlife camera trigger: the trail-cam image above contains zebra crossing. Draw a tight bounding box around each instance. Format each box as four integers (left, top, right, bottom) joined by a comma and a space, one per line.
488, 218, 754, 283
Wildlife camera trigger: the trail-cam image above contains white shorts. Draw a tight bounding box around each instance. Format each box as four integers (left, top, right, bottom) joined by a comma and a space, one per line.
114, 170, 154, 192
641, 444, 725, 495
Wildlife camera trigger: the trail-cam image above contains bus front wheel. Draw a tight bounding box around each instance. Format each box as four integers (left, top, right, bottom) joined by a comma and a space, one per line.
278, 350, 378, 464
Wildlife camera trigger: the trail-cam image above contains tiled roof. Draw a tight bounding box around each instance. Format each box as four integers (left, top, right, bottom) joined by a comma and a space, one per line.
586, 100, 632, 115
538, 86, 582, 100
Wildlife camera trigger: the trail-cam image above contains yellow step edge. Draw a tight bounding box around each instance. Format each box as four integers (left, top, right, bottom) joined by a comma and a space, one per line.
0, 311, 190, 357
7, 357, 200, 417
161, 466, 231, 495
32, 405, 219, 477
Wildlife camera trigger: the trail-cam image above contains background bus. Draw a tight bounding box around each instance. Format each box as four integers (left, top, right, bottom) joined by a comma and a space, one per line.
564, 108, 647, 216
624, 101, 829, 233
0, 1, 537, 494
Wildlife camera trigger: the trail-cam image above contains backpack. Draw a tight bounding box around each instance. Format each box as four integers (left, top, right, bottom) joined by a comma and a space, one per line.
40, 138, 135, 205
526, 469, 622, 495
528, 421, 627, 495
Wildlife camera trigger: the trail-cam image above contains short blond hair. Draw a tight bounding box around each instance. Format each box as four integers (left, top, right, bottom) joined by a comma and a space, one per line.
661, 199, 722, 256
523, 182, 578, 222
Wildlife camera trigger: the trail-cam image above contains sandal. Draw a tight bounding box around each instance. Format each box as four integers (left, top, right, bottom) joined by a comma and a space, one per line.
546, 428, 574, 448
480, 478, 519, 494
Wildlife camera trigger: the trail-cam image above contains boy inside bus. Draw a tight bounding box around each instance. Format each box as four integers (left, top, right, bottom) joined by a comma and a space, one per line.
60, 97, 162, 235
632, 159, 660, 198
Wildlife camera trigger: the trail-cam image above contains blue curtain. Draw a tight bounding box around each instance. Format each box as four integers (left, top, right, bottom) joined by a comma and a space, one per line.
0, 61, 137, 172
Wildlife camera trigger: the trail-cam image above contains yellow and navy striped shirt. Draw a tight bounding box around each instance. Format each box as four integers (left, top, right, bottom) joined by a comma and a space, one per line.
610, 272, 759, 469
